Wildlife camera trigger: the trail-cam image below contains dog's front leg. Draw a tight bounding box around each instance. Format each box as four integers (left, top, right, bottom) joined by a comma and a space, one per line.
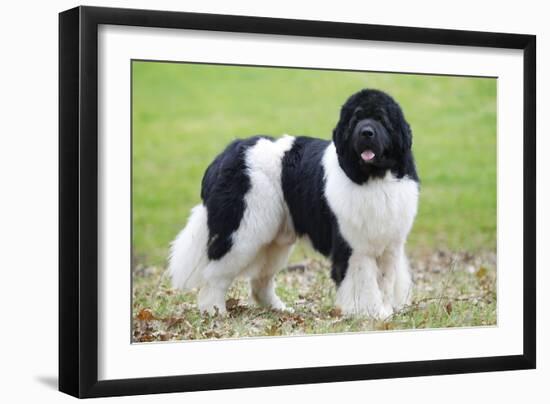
335, 254, 392, 319
378, 244, 413, 312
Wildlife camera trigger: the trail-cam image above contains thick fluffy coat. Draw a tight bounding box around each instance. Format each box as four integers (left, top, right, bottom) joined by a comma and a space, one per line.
168, 89, 419, 318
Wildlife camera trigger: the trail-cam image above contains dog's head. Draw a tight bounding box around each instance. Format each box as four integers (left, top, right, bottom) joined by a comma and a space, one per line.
332, 89, 417, 183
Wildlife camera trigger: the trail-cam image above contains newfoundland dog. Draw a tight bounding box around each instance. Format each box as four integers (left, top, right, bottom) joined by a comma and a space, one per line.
168, 89, 419, 319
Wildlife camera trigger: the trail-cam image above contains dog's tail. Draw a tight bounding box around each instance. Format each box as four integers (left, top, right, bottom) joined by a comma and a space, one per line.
168, 204, 209, 291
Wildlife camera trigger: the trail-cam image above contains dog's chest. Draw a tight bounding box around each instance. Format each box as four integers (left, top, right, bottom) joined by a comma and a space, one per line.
323, 148, 418, 254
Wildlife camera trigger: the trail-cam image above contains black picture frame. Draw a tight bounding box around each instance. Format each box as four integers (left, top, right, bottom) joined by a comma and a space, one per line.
59, 5, 536, 398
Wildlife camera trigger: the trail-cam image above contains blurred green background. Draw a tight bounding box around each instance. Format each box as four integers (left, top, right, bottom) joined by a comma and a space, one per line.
132, 61, 496, 268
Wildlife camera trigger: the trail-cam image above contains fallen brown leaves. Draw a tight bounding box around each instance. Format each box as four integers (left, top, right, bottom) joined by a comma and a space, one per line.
328, 307, 342, 318
225, 298, 239, 311
136, 308, 154, 321
445, 302, 453, 315
132, 249, 497, 342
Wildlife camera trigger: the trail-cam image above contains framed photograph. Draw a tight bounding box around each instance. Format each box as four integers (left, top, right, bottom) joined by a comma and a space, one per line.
59, 5, 536, 398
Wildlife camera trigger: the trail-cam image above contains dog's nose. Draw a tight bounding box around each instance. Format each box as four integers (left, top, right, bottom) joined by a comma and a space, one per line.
361, 127, 375, 138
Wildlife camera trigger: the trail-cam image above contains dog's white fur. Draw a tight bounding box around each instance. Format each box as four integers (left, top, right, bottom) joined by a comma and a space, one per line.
169, 136, 296, 314
323, 143, 418, 318
169, 137, 418, 318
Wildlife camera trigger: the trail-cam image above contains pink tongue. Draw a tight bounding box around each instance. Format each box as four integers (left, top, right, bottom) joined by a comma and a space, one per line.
361, 150, 375, 161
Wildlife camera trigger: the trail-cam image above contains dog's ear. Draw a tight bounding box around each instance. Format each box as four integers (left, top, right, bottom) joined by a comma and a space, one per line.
332, 119, 345, 145
389, 102, 412, 152
399, 118, 412, 151
332, 102, 356, 147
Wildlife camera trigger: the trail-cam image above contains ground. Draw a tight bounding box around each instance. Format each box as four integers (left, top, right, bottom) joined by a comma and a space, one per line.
131, 61, 497, 342
133, 249, 496, 342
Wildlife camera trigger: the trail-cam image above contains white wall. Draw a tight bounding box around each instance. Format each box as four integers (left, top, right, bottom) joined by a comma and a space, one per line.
0, 0, 546, 402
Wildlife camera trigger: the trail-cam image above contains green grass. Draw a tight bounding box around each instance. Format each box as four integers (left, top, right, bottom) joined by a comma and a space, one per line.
133, 251, 496, 342
131, 61, 497, 340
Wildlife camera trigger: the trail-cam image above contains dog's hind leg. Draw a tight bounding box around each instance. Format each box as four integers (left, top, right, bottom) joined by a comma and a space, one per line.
198, 244, 262, 315
249, 242, 294, 311
197, 269, 233, 315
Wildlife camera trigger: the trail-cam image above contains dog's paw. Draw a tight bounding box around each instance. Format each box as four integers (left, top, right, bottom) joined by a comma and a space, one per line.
276, 304, 294, 313
372, 303, 394, 320
198, 303, 227, 316
268, 297, 293, 313
392, 288, 412, 311
339, 302, 393, 320
250, 293, 292, 312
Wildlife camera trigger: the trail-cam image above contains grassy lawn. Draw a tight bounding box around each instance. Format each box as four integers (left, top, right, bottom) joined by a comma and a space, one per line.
132, 61, 497, 342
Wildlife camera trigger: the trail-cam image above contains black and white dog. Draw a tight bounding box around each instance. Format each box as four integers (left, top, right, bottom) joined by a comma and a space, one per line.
168, 89, 419, 319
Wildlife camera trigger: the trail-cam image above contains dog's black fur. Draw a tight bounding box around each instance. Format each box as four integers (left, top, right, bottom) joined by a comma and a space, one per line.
333, 89, 418, 184
199, 89, 418, 285
201, 135, 272, 260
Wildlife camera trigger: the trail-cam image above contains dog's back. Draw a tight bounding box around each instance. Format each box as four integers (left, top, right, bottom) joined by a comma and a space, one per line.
168, 135, 296, 313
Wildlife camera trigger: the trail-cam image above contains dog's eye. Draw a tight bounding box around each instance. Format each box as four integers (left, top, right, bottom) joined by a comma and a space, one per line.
348, 116, 358, 130
353, 107, 365, 120
380, 116, 393, 132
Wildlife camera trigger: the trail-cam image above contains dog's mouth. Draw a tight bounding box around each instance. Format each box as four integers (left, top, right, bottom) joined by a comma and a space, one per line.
360, 149, 376, 162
